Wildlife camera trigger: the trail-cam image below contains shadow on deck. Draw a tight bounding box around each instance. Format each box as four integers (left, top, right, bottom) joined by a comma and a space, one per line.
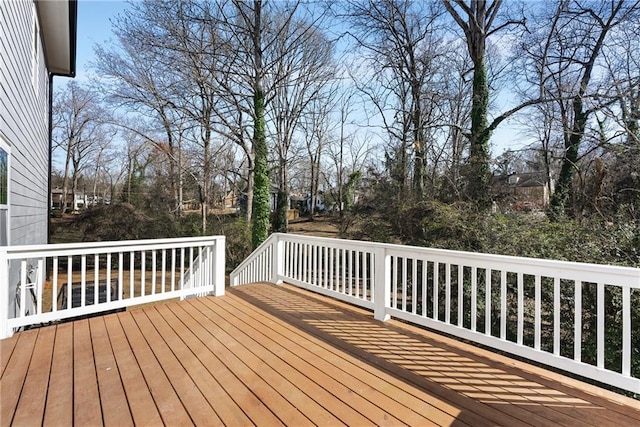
2, 283, 639, 426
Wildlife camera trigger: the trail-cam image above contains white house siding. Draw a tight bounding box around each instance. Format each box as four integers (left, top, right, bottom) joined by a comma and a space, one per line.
0, 0, 50, 247
1, 1, 52, 320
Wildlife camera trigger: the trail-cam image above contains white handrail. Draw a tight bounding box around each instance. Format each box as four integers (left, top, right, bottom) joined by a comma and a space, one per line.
230, 233, 640, 394
1, 236, 225, 339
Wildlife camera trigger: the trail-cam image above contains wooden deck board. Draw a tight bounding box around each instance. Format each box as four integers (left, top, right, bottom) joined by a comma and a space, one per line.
167, 300, 318, 426
192, 297, 420, 426
0, 329, 38, 426
102, 313, 164, 426
128, 308, 222, 426
230, 284, 640, 425
220, 298, 483, 424
234, 284, 537, 425
0, 333, 18, 379
117, 312, 195, 426
144, 305, 266, 426
381, 311, 640, 425
199, 293, 458, 426
11, 326, 55, 426
1, 282, 640, 426
43, 322, 73, 427
215, 290, 507, 426
73, 319, 103, 426
89, 316, 134, 427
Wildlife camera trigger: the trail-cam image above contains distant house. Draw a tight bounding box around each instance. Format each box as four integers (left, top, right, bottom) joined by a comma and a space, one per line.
219, 190, 238, 209
238, 185, 280, 213
1, 1, 77, 316
289, 193, 326, 214
51, 188, 87, 212
493, 171, 553, 211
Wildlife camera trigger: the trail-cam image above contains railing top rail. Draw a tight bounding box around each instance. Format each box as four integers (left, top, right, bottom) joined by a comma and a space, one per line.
4, 235, 225, 257
274, 233, 640, 284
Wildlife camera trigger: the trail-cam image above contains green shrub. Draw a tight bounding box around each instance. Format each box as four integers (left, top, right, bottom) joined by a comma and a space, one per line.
354, 198, 639, 267
207, 216, 251, 272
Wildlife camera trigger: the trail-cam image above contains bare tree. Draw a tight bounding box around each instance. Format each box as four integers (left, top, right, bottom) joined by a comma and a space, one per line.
344, 0, 445, 198
95, 7, 188, 218
299, 87, 335, 222
434, 41, 472, 201
322, 89, 371, 232
518, 0, 639, 216
97, 0, 227, 232
443, 0, 528, 206
53, 81, 106, 212
597, 16, 640, 213
216, 0, 332, 246
268, 22, 336, 229
90, 128, 117, 204
97, 144, 128, 204
222, 0, 271, 247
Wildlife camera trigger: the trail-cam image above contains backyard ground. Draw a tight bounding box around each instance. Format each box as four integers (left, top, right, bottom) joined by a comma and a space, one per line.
51, 212, 342, 243
287, 216, 340, 238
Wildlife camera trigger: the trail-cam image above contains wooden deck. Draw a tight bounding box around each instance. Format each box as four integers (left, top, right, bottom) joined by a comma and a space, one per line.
2, 283, 639, 426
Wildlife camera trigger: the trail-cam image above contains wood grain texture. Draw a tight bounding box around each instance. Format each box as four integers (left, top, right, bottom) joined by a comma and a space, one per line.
1, 283, 639, 426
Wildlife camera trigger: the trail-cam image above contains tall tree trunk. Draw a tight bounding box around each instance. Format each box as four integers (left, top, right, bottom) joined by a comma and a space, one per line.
178, 135, 184, 216
444, 0, 504, 209
92, 148, 103, 205
551, 99, 587, 216
412, 83, 425, 197
273, 157, 288, 232
71, 166, 79, 212
309, 160, 317, 218
466, 59, 491, 206
127, 157, 133, 204
61, 136, 74, 212
245, 162, 254, 223
252, 87, 270, 248
251, 0, 270, 249
201, 128, 211, 234
166, 122, 181, 216
550, 1, 624, 217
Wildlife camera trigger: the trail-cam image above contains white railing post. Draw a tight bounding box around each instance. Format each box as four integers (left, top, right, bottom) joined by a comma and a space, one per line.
272, 235, 284, 284
0, 248, 10, 339
213, 237, 226, 296
373, 247, 390, 321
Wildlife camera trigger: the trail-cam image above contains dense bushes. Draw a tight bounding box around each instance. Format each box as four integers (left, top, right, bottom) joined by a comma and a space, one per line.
207, 215, 252, 271
77, 203, 173, 241
348, 199, 640, 392
480, 213, 639, 266
60, 203, 252, 273
350, 199, 639, 267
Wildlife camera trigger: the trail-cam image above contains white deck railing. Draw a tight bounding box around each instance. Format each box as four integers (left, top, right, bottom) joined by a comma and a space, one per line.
0, 236, 225, 339
230, 233, 640, 394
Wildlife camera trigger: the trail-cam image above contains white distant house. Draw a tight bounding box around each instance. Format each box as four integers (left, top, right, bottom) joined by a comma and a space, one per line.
0, 0, 77, 312
51, 188, 87, 212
